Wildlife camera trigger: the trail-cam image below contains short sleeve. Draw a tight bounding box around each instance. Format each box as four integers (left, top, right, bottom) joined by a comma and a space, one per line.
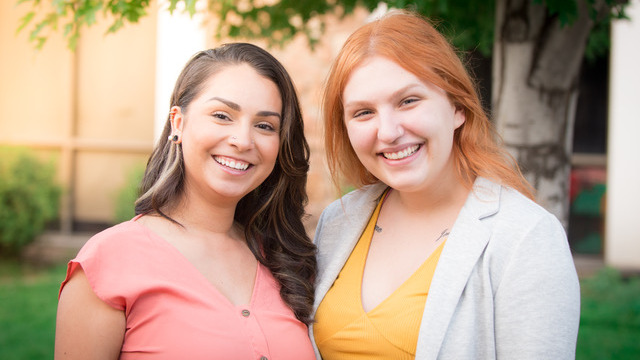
59, 221, 148, 311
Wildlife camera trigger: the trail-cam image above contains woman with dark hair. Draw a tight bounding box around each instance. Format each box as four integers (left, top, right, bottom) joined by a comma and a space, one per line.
311, 10, 580, 359
55, 43, 316, 359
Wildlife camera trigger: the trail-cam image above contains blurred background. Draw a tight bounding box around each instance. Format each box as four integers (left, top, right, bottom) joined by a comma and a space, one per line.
1, 0, 639, 358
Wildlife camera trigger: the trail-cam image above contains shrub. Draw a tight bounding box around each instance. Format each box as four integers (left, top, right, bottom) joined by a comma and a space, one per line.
114, 164, 145, 223
0, 146, 61, 256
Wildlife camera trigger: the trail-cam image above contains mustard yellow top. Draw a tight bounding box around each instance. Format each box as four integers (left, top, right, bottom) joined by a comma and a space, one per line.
314, 192, 446, 359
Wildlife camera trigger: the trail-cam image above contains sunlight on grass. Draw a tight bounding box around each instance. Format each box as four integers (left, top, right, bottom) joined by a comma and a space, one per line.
0, 260, 66, 360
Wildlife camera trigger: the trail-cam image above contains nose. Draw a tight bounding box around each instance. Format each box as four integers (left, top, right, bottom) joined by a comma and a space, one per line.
228, 125, 255, 150
377, 109, 404, 143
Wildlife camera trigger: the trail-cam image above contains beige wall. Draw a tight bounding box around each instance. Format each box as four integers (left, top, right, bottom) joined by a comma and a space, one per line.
1, 1, 157, 228
73, 10, 157, 222
76, 17, 156, 142
0, 2, 74, 143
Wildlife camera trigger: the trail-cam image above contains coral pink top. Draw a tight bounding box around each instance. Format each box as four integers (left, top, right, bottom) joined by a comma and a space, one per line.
60, 219, 314, 360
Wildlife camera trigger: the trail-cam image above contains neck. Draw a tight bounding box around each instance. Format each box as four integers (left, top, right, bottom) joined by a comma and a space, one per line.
391, 175, 472, 215
166, 191, 239, 237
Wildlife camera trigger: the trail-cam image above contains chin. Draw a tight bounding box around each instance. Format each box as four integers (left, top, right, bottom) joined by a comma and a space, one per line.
382, 177, 431, 193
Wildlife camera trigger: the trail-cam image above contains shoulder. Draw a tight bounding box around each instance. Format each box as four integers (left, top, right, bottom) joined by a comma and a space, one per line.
313, 183, 386, 258
72, 220, 157, 279
319, 183, 387, 220
65, 220, 153, 310
470, 177, 562, 234
471, 178, 572, 274
315, 183, 386, 241
464, 179, 577, 299
76, 220, 150, 260
465, 178, 569, 268
498, 186, 564, 237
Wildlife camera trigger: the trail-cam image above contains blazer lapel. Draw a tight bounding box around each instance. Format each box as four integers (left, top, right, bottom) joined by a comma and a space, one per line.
415, 178, 500, 359
313, 183, 388, 313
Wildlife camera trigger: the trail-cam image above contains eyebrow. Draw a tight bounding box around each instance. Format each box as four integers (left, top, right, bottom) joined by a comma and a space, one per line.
343, 83, 423, 109
209, 96, 281, 119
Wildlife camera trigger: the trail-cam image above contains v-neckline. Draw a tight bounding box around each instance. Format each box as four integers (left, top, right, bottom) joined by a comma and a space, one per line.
358, 236, 445, 315
357, 191, 445, 314
130, 219, 261, 308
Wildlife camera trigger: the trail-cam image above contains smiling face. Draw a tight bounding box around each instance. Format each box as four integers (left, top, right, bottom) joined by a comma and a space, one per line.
342, 56, 465, 194
171, 63, 282, 203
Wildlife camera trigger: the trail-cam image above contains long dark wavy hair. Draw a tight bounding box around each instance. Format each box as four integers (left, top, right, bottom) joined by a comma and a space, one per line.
135, 43, 317, 324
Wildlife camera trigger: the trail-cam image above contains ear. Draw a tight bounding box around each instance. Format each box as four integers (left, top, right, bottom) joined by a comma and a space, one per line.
169, 106, 184, 143
453, 106, 466, 130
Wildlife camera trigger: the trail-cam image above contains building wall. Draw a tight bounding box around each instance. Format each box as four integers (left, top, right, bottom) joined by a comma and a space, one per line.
1, 1, 157, 230
606, 0, 640, 271
0, 2, 73, 147
73, 10, 157, 223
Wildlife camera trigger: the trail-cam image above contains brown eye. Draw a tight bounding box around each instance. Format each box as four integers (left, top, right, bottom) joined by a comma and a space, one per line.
256, 122, 276, 132
212, 112, 231, 121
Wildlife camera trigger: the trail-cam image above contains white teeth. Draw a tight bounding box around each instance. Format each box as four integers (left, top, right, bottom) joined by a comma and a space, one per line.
383, 145, 420, 160
214, 156, 249, 170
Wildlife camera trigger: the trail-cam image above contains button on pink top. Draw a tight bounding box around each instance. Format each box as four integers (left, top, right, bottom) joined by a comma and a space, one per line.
60, 220, 314, 360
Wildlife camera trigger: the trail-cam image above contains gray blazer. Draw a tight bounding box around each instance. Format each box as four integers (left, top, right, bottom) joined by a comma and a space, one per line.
310, 177, 580, 359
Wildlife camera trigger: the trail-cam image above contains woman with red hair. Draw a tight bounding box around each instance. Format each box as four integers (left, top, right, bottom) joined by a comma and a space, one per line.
311, 10, 580, 359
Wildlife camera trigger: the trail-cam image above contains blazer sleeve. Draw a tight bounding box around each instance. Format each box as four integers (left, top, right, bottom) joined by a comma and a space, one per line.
493, 213, 580, 359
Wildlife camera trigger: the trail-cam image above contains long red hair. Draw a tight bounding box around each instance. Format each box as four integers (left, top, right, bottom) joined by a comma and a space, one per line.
323, 10, 534, 199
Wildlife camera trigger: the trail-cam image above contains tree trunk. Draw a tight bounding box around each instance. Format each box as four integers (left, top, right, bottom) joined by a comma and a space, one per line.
492, 0, 594, 228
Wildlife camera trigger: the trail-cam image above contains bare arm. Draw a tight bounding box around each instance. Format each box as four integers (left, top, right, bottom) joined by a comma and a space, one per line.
55, 267, 126, 360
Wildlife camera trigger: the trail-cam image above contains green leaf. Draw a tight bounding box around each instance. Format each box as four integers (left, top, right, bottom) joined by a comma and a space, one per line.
52, 0, 68, 15
106, 18, 124, 33
44, 12, 59, 31
14, 0, 632, 54
29, 19, 48, 41
63, 22, 73, 37
544, 0, 579, 26
15, 11, 35, 34
68, 32, 79, 51
184, 0, 197, 16
167, 0, 180, 14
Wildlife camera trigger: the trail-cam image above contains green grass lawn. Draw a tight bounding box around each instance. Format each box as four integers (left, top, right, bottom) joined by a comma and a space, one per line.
577, 268, 640, 359
0, 260, 66, 360
0, 260, 639, 359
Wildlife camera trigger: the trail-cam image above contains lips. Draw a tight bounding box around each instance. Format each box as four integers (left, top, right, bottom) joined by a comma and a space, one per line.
381, 144, 421, 160
213, 155, 251, 171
